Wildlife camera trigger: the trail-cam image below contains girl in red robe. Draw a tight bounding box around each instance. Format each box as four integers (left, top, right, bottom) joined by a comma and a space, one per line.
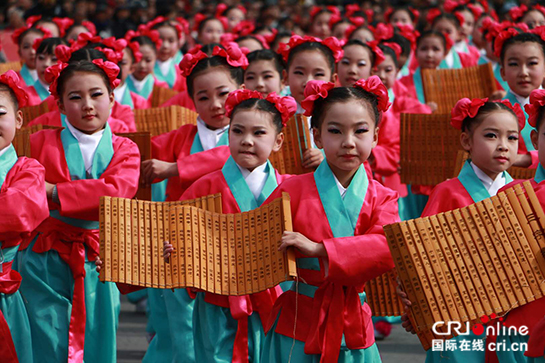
262, 77, 398, 362
11, 25, 49, 88
17, 59, 140, 363
164, 89, 297, 363
0, 71, 49, 363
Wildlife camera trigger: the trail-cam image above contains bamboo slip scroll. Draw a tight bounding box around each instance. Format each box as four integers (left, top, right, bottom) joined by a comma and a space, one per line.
99, 192, 297, 296
365, 270, 405, 317
383, 181, 545, 350
117, 132, 152, 201
269, 114, 313, 175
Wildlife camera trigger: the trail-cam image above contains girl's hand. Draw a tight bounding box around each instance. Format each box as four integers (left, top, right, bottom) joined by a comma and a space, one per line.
141, 160, 178, 185
513, 153, 532, 168
278, 231, 327, 257
302, 148, 324, 169
45, 182, 56, 199
426, 102, 438, 113
396, 277, 416, 334
163, 240, 174, 261
95, 257, 103, 273
401, 312, 416, 334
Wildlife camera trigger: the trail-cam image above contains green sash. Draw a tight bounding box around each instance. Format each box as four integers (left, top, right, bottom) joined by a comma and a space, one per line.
51, 117, 114, 229
388, 88, 395, 104
20, 64, 35, 87
126, 74, 155, 100
313, 161, 368, 238
413, 67, 425, 104
534, 163, 545, 184
120, 84, 134, 108
0, 144, 18, 188
33, 79, 50, 102
493, 63, 509, 92
189, 127, 229, 154
439, 49, 462, 70
221, 156, 278, 212
505, 91, 533, 151
154, 51, 182, 88
458, 160, 513, 203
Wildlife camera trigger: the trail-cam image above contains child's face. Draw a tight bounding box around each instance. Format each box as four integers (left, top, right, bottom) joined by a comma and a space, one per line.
226, 8, 245, 31
237, 38, 263, 53
350, 28, 374, 43
192, 68, 239, 129
433, 18, 461, 42
58, 72, 115, 134
244, 60, 283, 96
500, 42, 545, 98
65, 25, 88, 42
199, 19, 224, 45
19, 32, 41, 69
287, 50, 335, 105
337, 45, 372, 87
133, 44, 156, 81
459, 10, 474, 39
461, 111, 519, 179
416, 36, 446, 69
314, 99, 378, 177
157, 25, 180, 62
0, 92, 23, 151
522, 10, 545, 29
36, 52, 58, 84
229, 109, 283, 171
332, 22, 350, 40
472, 16, 489, 49
390, 9, 412, 26
310, 12, 332, 39
373, 54, 398, 90
119, 48, 134, 84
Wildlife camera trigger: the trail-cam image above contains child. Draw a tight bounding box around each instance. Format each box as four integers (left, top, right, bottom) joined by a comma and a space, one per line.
244, 49, 285, 97
64, 20, 97, 41
0, 70, 49, 363
308, 6, 340, 39
330, 17, 352, 41
444, 2, 483, 61
140, 43, 246, 363
235, 35, 266, 53
25, 37, 67, 107
496, 27, 545, 165
216, 4, 246, 31
25, 16, 61, 38
279, 35, 342, 169
346, 24, 375, 43
114, 40, 149, 109
384, 6, 419, 27
16, 59, 140, 362
164, 89, 297, 363
125, 31, 169, 102
261, 76, 398, 362
337, 40, 381, 87
478, 19, 511, 92
195, 14, 226, 46
11, 25, 49, 87
148, 17, 186, 91
510, 5, 545, 29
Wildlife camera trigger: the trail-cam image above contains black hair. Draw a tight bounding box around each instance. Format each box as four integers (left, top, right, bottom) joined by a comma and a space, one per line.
343, 39, 376, 66
69, 47, 108, 62
378, 44, 399, 68
198, 16, 223, 34
36, 37, 68, 56
310, 87, 381, 129
386, 33, 411, 59
535, 105, 545, 132
247, 49, 285, 75
271, 32, 291, 51
416, 30, 449, 52
16, 27, 45, 47
185, 53, 244, 98
64, 22, 88, 39
230, 98, 284, 132
0, 84, 19, 110
432, 13, 463, 29
286, 41, 336, 75
235, 36, 264, 50
499, 32, 545, 64
131, 35, 158, 53
461, 101, 520, 132
389, 7, 418, 22
55, 61, 113, 101
151, 19, 178, 35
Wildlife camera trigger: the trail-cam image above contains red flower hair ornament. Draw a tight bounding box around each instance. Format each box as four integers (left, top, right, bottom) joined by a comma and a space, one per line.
178, 49, 208, 77
493, 27, 523, 58
525, 89, 545, 128
509, 5, 528, 22
451, 97, 526, 130
147, 16, 184, 39
278, 35, 343, 63
366, 41, 386, 66
212, 43, 249, 69
427, 9, 443, 24
354, 76, 391, 112
301, 80, 336, 117
0, 71, 29, 108
225, 89, 297, 126
127, 41, 142, 62
373, 23, 394, 41
11, 25, 51, 45
382, 42, 402, 60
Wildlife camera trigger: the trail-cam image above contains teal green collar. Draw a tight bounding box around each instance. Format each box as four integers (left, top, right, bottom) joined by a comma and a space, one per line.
505, 91, 533, 151
458, 160, 513, 203
221, 156, 278, 212
413, 67, 425, 104
439, 49, 462, 70
190, 123, 229, 154
154, 52, 182, 88
126, 74, 155, 99
20, 64, 35, 87
535, 163, 545, 184
33, 79, 50, 101
313, 161, 368, 237
119, 83, 134, 108
0, 144, 18, 188
388, 88, 395, 104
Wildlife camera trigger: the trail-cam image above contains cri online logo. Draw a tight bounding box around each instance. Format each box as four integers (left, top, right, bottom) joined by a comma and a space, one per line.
432, 314, 529, 336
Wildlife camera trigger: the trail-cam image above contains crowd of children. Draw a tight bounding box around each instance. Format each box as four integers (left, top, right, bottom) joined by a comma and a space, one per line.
1, 1, 545, 362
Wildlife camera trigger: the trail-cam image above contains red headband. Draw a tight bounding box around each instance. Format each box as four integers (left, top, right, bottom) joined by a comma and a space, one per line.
509, 5, 528, 22
354, 76, 391, 112
373, 23, 395, 41
396, 24, 419, 50
384, 7, 420, 23
178, 48, 208, 77
225, 89, 297, 127
451, 97, 526, 130
212, 43, 249, 68
175, 17, 190, 35
427, 8, 443, 24
310, 6, 341, 23
526, 89, 545, 127
45, 60, 120, 99
11, 25, 51, 45
278, 35, 343, 63
366, 41, 386, 67
493, 27, 524, 58
52, 17, 72, 37
232, 20, 255, 37
0, 70, 29, 108
125, 27, 163, 50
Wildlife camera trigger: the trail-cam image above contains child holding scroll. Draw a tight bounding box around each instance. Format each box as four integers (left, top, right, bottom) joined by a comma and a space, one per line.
11, 25, 50, 87
16, 58, 140, 362
398, 97, 525, 362
163, 89, 297, 362
261, 76, 398, 363
0, 71, 49, 363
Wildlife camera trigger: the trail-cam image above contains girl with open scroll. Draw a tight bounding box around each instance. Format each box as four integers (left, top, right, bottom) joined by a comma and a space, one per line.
261, 76, 399, 362
164, 89, 297, 362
